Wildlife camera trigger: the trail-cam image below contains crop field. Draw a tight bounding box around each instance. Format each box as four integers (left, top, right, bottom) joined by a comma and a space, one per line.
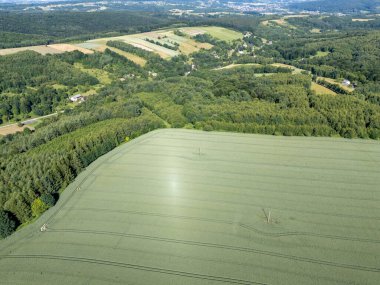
180, 26, 243, 42
0, 129, 379, 284
0, 44, 93, 56
0, 26, 237, 59
84, 27, 220, 59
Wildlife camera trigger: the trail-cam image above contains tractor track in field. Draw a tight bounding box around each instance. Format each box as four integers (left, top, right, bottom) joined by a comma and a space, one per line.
79, 184, 380, 221
105, 156, 379, 187
57, 207, 380, 244
43, 228, 380, 273
0, 254, 261, 285
89, 172, 380, 202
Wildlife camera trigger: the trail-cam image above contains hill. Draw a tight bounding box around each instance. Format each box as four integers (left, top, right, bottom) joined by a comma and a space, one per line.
290, 0, 380, 14
0, 129, 379, 284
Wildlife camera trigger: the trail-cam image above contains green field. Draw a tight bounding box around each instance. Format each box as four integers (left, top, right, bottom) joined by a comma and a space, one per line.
0, 129, 379, 284
181, 26, 243, 41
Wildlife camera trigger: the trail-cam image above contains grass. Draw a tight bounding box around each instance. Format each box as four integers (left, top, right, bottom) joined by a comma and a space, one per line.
0, 129, 379, 284
313, 51, 330, 58
311, 82, 337, 95
74, 63, 112, 85
192, 26, 243, 41
271, 63, 307, 74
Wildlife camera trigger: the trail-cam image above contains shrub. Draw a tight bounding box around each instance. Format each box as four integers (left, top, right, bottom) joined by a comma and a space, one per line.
40, 194, 56, 207
31, 198, 49, 217
0, 211, 17, 239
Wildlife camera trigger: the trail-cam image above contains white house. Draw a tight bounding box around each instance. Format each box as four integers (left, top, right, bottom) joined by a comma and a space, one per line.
342, 79, 351, 86
70, 94, 84, 102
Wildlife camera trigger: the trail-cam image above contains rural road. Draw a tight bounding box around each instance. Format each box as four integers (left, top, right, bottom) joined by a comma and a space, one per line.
0, 111, 63, 135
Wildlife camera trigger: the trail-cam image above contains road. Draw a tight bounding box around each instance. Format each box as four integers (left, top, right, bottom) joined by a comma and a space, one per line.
0, 112, 62, 135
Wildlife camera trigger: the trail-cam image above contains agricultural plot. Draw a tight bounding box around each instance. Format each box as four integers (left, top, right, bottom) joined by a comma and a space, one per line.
0, 44, 93, 56
0, 26, 238, 59
180, 26, 243, 42
84, 27, 221, 59
0, 129, 379, 284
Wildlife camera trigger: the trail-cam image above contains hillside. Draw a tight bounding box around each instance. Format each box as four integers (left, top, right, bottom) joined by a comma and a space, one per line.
0, 129, 379, 284
290, 0, 380, 13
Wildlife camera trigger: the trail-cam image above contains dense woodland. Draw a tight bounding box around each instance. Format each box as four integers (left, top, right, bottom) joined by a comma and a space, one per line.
0, 11, 380, 237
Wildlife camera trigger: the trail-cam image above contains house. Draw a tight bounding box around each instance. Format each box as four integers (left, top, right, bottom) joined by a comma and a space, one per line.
342, 79, 351, 86
69, 94, 84, 102
148, 71, 158, 78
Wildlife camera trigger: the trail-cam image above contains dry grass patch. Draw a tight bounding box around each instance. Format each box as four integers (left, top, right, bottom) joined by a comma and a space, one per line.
0, 124, 31, 136
48, 44, 93, 54
311, 82, 337, 95
106, 46, 147, 66
352, 18, 374, 22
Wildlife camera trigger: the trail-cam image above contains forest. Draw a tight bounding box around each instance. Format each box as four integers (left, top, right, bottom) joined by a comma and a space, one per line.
0, 11, 380, 237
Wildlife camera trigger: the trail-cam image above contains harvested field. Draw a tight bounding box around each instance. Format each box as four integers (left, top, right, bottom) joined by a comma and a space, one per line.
352, 18, 374, 22
310, 28, 322, 33
214, 63, 261, 70
0, 129, 379, 284
106, 46, 147, 66
47, 44, 93, 54
0, 44, 93, 56
0, 45, 62, 56
0, 124, 30, 136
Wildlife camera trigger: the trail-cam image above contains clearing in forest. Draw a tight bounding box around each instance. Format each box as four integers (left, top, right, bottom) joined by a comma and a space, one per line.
0, 129, 379, 284
311, 82, 337, 95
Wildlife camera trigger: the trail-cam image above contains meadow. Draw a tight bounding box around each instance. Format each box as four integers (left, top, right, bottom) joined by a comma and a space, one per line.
0, 129, 379, 284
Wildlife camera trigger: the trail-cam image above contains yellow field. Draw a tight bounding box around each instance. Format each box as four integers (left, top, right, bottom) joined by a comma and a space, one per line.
311, 82, 337, 95
0, 44, 93, 56
352, 18, 374, 22
104, 46, 147, 66
310, 28, 322, 33
214, 63, 261, 70
178, 39, 212, 55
